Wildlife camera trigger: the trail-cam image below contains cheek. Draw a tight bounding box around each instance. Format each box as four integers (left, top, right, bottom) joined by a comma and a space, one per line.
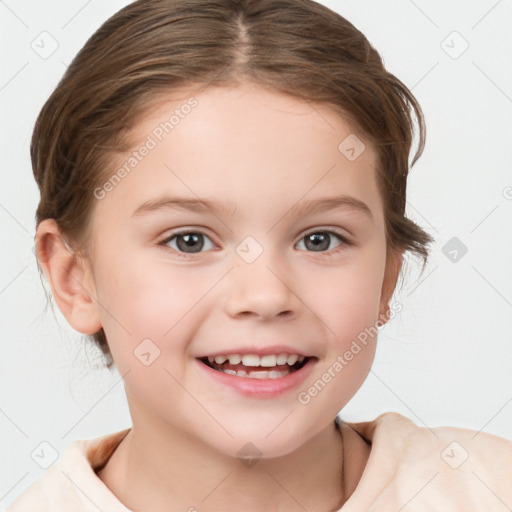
300, 266, 383, 415
304, 243, 386, 385
307, 250, 386, 334
93, 256, 216, 363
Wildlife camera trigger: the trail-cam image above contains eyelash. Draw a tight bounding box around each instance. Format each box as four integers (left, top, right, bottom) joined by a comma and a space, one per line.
157, 227, 353, 259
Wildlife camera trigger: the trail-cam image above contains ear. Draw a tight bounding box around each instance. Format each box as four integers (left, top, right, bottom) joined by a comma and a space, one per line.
378, 246, 404, 325
35, 219, 102, 335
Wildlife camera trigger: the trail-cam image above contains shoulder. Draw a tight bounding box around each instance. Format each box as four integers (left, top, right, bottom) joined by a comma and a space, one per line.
6, 429, 131, 512
346, 410, 512, 451
340, 412, 512, 510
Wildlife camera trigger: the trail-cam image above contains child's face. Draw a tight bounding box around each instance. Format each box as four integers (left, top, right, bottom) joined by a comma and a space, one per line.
83, 82, 396, 457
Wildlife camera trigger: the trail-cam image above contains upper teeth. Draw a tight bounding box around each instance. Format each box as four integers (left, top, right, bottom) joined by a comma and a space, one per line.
208, 354, 305, 367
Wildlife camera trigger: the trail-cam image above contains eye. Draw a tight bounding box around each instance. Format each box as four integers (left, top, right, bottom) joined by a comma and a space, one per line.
295, 229, 352, 253
158, 230, 215, 256
158, 227, 352, 258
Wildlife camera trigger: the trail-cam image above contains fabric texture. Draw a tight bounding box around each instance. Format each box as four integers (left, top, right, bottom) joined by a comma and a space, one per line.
7, 412, 512, 511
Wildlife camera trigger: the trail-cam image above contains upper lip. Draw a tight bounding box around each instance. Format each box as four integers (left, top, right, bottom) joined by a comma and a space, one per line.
196, 344, 314, 358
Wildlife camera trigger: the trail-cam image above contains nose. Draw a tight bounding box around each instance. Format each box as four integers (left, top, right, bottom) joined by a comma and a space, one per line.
223, 250, 299, 321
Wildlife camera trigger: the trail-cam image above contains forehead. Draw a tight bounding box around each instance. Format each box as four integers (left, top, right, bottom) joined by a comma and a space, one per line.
93, 83, 383, 228
134, 82, 370, 147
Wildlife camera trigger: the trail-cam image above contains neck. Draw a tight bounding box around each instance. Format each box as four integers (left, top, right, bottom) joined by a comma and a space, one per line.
98, 419, 352, 512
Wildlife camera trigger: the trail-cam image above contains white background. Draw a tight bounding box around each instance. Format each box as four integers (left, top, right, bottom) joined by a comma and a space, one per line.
1, 0, 511, 507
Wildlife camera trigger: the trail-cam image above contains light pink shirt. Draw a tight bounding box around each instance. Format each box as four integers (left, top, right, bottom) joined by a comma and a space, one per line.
7, 412, 512, 511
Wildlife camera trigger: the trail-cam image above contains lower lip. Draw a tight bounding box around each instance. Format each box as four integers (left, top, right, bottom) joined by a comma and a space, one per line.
195, 358, 317, 398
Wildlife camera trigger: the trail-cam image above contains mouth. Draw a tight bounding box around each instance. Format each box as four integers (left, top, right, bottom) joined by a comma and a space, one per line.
197, 353, 313, 379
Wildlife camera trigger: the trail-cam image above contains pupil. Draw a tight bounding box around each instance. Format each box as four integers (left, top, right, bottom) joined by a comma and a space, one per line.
307, 232, 329, 251
178, 233, 203, 253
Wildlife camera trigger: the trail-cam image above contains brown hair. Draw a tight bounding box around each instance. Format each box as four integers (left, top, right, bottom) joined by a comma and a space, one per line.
32, 0, 434, 371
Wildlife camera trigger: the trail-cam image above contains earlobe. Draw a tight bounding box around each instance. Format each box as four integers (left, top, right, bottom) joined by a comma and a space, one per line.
35, 219, 102, 335
378, 248, 404, 325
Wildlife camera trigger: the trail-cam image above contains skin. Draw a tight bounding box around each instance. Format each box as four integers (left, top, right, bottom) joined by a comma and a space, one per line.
36, 82, 403, 511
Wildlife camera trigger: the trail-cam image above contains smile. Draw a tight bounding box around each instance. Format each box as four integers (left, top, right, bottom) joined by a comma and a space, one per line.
198, 353, 311, 379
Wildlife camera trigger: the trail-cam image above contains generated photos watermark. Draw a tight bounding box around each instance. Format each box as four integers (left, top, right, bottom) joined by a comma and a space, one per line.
93, 97, 198, 200
297, 301, 403, 405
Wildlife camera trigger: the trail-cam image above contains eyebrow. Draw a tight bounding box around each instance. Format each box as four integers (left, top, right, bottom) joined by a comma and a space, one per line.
288, 195, 372, 220
132, 195, 373, 220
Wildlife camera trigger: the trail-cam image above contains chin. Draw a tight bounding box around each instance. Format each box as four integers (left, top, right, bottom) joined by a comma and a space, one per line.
204, 421, 314, 461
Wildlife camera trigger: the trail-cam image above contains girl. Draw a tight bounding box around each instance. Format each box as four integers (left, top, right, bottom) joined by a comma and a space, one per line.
8, 0, 512, 510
